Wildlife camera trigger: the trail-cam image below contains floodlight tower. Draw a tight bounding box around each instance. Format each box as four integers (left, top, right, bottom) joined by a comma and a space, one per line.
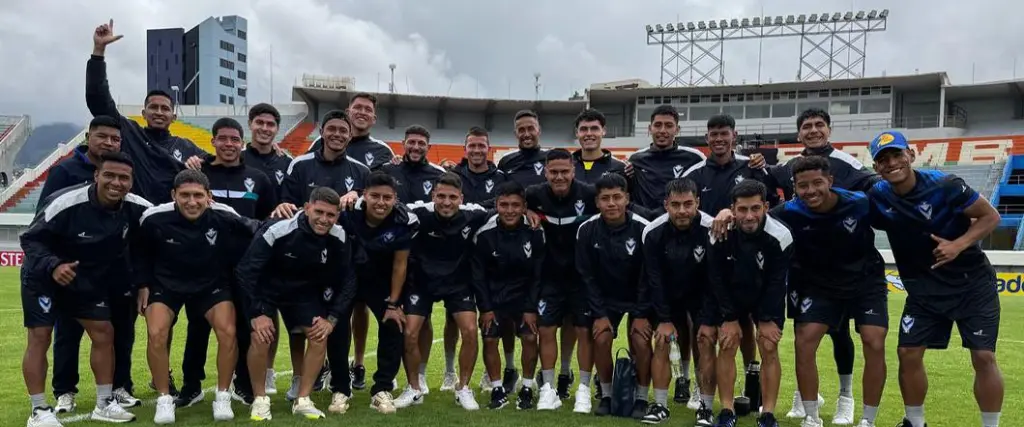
644, 9, 888, 87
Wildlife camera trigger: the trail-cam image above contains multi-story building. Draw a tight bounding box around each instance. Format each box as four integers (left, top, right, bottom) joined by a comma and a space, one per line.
147, 15, 248, 106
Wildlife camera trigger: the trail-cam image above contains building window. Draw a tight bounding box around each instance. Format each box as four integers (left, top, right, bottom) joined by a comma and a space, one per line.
220, 94, 227, 103
228, 96, 235, 105
220, 40, 235, 53
722, 105, 744, 119
745, 104, 771, 119
238, 87, 247, 97
772, 103, 796, 118
237, 70, 247, 80
219, 76, 235, 88
220, 59, 235, 70
238, 30, 247, 40
689, 106, 721, 121
798, 101, 829, 113
830, 100, 859, 115
238, 53, 247, 63
860, 98, 891, 114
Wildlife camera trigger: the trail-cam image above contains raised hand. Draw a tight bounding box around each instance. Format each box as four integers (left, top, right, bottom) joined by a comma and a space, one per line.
93, 19, 124, 55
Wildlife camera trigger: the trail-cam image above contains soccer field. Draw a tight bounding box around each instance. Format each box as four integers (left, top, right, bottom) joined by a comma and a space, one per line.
0, 268, 1020, 426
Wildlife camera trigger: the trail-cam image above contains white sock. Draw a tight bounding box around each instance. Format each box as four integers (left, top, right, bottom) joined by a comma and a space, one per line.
701, 393, 714, 409
803, 400, 820, 420
982, 411, 1001, 427
600, 382, 612, 397
905, 405, 925, 427
862, 405, 879, 423
839, 374, 854, 398
30, 393, 46, 409
523, 378, 536, 389
578, 371, 592, 388
635, 386, 649, 401
491, 380, 502, 389
96, 384, 112, 407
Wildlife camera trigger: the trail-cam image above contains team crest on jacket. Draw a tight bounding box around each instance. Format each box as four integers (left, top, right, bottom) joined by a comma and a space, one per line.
755, 251, 764, 269
461, 226, 472, 239
523, 241, 533, 258
537, 298, 546, 315
321, 248, 328, 264
533, 161, 544, 175
423, 180, 433, 195
625, 237, 637, 255
365, 152, 375, 166
917, 201, 932, 220
574, 200, 585, 216
672, 165, 683, 178
274, 170, 285, 184
800, 297, 813, 313
485, 179, 494, 193
409, 294, 420, 306
122, 224, 129, 239
172, 149, 182, 162
38, 296, 52, 313
244, 177, 255, 192
205, 228, 218, 245
901, 315, 915, 333
734, 175, 745, 184
323, 287, 334, 301
382, 231, 395, 242
842, 216, 858, 233
693, 245, 705, 262
345, 176, 355, 191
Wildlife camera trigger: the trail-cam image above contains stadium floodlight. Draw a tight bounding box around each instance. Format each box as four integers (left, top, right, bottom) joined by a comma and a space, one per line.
646, 24, 654, 33
678, 22, 685, 30
752, 17, 761, 26
831, 12, 841, 21
741, 18, 749, 26
709, 20, 717, 29
867, 10, 878, 19
775, 16, 784, 25
855, 11, 865, 19
718, 19, 727, 28
879, 9, 889, 18
666, 23, 675, 31
730, 18, 739, 27
844, 12, 853, 20
698, 21, 706, 29
820, 13, 831, 21
808, 14, 818, 23
786, 15, 795, 24
764, 16, 773, 25
687, 22, 696, 30
656, 24, 664, 32
797, 14, 806, 23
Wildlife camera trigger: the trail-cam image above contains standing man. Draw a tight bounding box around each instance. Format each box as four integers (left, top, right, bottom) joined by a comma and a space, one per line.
244, 103, 293, 191
21, 152, 150, 426
452, 127, 508, 204
770, 156, 888, 427
307, 93, 395, 170
867, 131, 1003, 427
572, 108, 626, 183
236, 187, 358, 421
627, 105, 706, 210
498, 110, 549, 188
708, 180, 792, 427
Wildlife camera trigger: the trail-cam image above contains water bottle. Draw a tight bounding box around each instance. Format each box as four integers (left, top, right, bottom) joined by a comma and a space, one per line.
669, 340, 682, 379
744, 360, 762, 412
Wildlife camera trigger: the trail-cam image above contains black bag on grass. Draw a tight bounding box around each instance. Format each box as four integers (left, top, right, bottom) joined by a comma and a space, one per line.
610, 348, 636, 417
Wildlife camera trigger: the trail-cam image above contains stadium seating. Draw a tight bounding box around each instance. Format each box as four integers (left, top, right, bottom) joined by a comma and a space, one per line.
129, 116, 214, 153
4, 185, 43, 214
177, 114, 303, 145
280, 122, 316, 156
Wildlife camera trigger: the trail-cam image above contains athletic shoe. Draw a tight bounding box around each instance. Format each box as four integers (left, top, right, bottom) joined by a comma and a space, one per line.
594, 396, 611, 416
488, 386, 509, 409
112, 387, 140, 409
328, 392, 350, 414
441, 371, 458, 392
801, 416, 824, 427
174, 383, 204, 408
757, 412, 779, 427
231, 387, 254, 406
674, 377, 691, 403
154, 395, 175, 424
714, 409, 737, 427
419, 373, 431, 395
573, 384, 592, 413
479, 373, 493, 392
91, 399, 136, 423
250, 396, 272, 421
594, 380, 602, 399
896, 419, 926, 427
855, 421, 875, 427
285, 375, 301, 401
502, 368, 519, 393
213, 390, 234, 421
516, 386, 535, 410
27, 406, 62, 427
393, 386, 424, 409
640, 402, 670, 424
351, 365, 367, 391
687, 384, 701, 410
631, 399, 649, 419
313, 365, 331, 392
785, 391, 824, 418
695, 402, 715, 426
265, 369, 278, 395
370, 391, 397, 414
456, 386, 480, 411
55, 393, 76, 414
536, 383, 561, 410
292, 396, 324, 419
833, 396, 855, 425
556, 373, 573, 400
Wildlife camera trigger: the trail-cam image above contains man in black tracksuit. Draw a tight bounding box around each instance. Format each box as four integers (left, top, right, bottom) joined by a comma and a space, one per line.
471, 181, 545, 410
243, 103, 293, 192
380, 125, 447, 203
278, 111, 370, 212
133, 170, 261, 422
571, 108, 627, 184
627, 105, 707, 210
573, 149, 626, 184
453, 127, 509, 204
708, 180, 793, 427
497, 110, 549, 188
236, 187, 357, 420
306, 93, 395, 170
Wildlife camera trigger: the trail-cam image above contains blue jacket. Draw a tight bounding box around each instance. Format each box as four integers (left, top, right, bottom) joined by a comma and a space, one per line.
39, 145, 96, 205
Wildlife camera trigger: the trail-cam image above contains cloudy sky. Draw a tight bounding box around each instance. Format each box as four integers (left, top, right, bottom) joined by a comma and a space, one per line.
0, 0, 1021, 125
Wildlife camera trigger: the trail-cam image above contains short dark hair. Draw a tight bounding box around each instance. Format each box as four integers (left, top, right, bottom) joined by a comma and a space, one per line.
434, 172, 463, 192
494, 181, 525, 200
545, 148, 573, 163
465, 126, 489, 143
797, 108, 831, 128
144, 89, 174, 107
365, 171, 398, 191
404, 125, 431, 142
349, 92, 378, 108
89, 115, 120, 132
707, 114, 736, 130
248, 103, 281, 125
730, 179, 768, 204
650, 105, 679, 123
595, 173, 628, 194
791, 155, 832, 178
172, 169, 210, 191
574, 108, 606, 128
98, 152, 134, 170
212, 117, 244, 139
320, 110, 351, 130
665, 178, 698, 199
309, 186, 341, 206
514, 110, 538, 122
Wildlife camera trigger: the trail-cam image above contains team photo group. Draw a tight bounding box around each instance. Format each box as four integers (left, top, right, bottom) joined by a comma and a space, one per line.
20, 21, 1004, 427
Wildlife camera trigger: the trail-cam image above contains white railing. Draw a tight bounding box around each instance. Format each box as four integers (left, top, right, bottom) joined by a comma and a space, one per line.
1, 115, 31, 151
0, 128, 86, 206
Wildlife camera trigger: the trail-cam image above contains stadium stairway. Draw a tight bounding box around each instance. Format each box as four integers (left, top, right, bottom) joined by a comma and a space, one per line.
280, 121, 316, 156
0, 152, 73, 213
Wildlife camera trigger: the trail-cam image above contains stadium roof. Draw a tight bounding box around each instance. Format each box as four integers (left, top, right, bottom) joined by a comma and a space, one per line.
292, 87, 587, 114
944, 78, 1024, 100
588, 72, 950, 103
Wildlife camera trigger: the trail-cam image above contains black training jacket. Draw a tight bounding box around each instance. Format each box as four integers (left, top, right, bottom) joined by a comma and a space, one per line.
627, 143, 706, 209
572, 149, 627, 184
452, 159, 509, 204
525, 180, 599, 288
243, 144, 293, 189
708, 215, 793, 323
39, 145, 96, 204
497, 147, 549, 188
769, 144, 880, 200
202, 159, 277, 219
280, 148, 371, 205
639, 211, 715, 321
406, 201, 492, 298
471, 215, 546, 313
307, 134, 395, 170
682, 153, 780, 214
338, 199, 419, 298
380, 157, 447, 203
576, 212, 650, 318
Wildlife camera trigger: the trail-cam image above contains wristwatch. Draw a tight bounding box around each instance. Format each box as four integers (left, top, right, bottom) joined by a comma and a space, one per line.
326, 315, 338, 327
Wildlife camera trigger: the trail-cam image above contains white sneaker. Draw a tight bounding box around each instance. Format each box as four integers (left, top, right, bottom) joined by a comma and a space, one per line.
455, 386, 480, 411
833, 396, 855, 425
154, 395, 175, 424
285, 375, 301, 401
328, 392, 350, 414
856, 421, 875, 427
213, 390, 234, 421
479, 373, 493, 392
394, 386, 425, 409
785, 391, 824, 418
801, 416, 824, 427
265, 369, 278, 395
291, 396, 324, 420
440, 371, 458, 392
91, 399, 137, 423
250, 396, 272, 421
573, 384, 592, 413
27, 406, 63, 427
55, 393, 76, 414
112, 388, 140, 408
687, 384, 701, 410
536, 384, 562, 410
420, 374, 431, 395
370, 391, 397, 414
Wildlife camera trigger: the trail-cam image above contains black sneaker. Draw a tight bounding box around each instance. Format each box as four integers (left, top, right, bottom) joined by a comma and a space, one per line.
489, 386, 509, 409
695, 402, 715, 426
534, 371, 543, 388
594, 396, 611, 416
556, 373, 572, 400
896, 419, 926, 427
148, 371, 179, 397
516, 386, 535, 410
593, 376, 602, 399
674, 377, 691, 403
715, 409, 737, 427
173, 383, 204, 408
641, 402, 670, 424
313, 364, 331, 392
501, 368, 519, 392
351, 365, 367, 390
231, 387, 255, 406
756, 412, 779, 427
631, 399, 649, 419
